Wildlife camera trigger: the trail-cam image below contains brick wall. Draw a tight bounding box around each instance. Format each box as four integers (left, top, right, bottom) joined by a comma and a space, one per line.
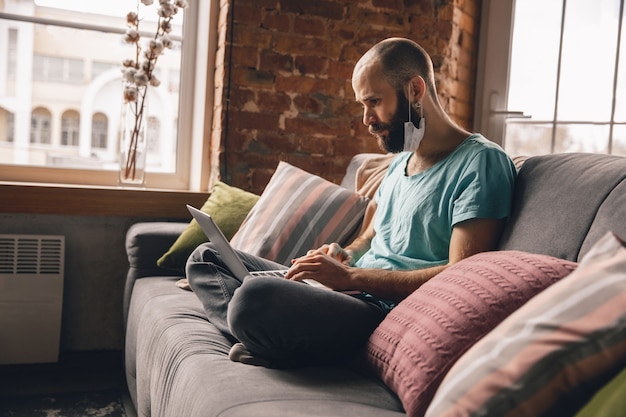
210, 0, 481, 194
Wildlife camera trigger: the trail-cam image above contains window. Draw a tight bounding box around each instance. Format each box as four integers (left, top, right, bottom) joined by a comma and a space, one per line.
7, 28, 17, 81
1, 111, 15, 143
61, 110, 80, 146
30, 107, 51, 144
475, 0, 625, 157
91, 113, 108, 149
33, 55, 83, 83
0, 0, 213, 190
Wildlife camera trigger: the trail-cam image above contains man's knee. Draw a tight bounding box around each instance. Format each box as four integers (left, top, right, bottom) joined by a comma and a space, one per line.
228, 278, 276, 331
185, 244, 218, 280
227, 278, 295, 353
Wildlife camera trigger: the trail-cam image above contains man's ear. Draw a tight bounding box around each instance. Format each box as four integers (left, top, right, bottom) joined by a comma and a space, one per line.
407, 76, 426, 103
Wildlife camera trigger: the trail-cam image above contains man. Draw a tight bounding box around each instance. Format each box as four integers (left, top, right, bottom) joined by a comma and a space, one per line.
187, 38, 516, 367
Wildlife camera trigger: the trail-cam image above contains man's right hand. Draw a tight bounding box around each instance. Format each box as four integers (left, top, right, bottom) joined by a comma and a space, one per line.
303, 243, 354, 266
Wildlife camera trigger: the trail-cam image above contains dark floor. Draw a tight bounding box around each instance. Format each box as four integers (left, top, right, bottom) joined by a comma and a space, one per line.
0, 350, 137, 417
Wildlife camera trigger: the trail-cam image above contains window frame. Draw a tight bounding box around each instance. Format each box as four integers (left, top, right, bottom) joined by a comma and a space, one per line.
475, 0, 625, 155
0, 0, 216, 192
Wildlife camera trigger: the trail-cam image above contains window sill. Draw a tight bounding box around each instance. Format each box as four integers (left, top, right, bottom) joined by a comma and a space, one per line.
0, 182, 209, 218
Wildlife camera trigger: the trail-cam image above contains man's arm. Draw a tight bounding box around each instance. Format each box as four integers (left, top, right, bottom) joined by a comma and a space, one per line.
287, 217, 506, 302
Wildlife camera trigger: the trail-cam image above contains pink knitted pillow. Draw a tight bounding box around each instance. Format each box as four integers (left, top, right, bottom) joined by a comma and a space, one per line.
363, 250, 577, 417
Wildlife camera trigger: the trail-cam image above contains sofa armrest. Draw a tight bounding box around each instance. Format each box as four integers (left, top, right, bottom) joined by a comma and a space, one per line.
123, 221, 187, 324
125, 222, 187, 272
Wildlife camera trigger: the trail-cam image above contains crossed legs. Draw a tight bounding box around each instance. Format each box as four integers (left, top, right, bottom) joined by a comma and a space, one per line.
186, 243, 386, 366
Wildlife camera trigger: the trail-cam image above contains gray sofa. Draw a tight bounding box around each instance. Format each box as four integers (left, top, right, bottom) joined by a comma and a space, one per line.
124, 152, 626, 417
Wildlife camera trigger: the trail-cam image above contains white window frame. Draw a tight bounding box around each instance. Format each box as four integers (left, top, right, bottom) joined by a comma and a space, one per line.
0, 0, 216, 191
475, 0, 625, 154
474, 0, 517, 147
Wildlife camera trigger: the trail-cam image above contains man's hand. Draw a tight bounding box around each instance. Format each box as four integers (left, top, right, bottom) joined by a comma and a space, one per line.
285, 250, 355, 291
304, 243, 354, 266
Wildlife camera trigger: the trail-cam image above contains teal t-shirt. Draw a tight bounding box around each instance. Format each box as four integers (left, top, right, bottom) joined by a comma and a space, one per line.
355, 134, 516, 271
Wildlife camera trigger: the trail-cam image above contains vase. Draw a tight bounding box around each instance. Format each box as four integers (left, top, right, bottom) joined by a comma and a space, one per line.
118, 93, 147, 187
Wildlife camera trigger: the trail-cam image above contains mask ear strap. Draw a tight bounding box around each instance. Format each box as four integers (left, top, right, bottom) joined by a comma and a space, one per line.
416, 101, 423, 119
406, 83, 413, 123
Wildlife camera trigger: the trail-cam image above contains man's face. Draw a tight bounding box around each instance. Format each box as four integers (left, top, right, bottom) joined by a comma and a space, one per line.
367, 90, 412, 153
352, 63, 419, 153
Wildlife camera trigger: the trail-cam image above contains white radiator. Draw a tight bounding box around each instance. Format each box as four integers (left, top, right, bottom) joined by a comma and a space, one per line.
0, 234, 65, 364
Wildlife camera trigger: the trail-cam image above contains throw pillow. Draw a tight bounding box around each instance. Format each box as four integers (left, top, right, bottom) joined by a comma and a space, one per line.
362, 250, 578, 417
424, 231, 626, 417
574, 365, 626, 417
230, 161, 370, 266
156, 181, 260, 272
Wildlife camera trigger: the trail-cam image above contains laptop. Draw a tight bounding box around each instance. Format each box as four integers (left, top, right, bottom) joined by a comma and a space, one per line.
187, 205, 329, 289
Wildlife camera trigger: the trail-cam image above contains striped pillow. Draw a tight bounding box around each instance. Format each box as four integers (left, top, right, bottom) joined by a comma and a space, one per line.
230, 161, 369, 266
425, 231, 626, 417
362, 251, 577, 417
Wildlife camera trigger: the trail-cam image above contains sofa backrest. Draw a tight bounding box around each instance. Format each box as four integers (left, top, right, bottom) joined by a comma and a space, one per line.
497, 153, 626, 262
340, 153, 387, 191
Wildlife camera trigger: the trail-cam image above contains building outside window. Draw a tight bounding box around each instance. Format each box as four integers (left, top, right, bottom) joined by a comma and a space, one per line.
30, 108, 51, 144
0, 0, 209, 189
91, 113, 108, 149
61, 111, 79, 146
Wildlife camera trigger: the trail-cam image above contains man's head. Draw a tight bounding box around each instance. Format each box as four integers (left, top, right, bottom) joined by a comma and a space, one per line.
352, 38, 436, 153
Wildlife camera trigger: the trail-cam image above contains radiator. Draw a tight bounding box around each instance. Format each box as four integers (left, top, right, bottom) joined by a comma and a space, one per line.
0, 234, 65, 364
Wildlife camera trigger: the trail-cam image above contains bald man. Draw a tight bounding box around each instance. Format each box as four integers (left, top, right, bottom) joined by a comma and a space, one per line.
187, 38, 516, 368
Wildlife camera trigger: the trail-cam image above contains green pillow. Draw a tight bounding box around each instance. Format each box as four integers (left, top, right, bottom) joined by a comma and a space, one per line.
575, 366, 626, 417
157, 181, 259, 272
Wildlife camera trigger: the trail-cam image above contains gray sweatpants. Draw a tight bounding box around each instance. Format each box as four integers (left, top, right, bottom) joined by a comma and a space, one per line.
185, 243, 387, 367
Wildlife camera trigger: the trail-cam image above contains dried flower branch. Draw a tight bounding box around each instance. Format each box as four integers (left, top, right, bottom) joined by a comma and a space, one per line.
120, 0, 188, 181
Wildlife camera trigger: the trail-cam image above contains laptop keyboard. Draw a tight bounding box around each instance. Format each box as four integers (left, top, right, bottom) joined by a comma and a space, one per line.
250, 270, 288, 278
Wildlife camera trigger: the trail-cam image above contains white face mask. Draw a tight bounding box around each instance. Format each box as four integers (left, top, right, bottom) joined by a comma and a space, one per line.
403, 93, 425, 152
403, 116, 425, 152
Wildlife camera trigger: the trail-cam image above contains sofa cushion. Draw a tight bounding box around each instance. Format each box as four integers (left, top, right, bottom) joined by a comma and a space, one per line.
498, 153, 626, 261
580, 179, 626, 259
425, 231, 626, 417
231, 161, 369, 266
362, 250, 577, 417
156, 181, 260, 272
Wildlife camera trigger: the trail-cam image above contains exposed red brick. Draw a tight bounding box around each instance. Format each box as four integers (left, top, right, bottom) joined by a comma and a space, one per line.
328, 60, 355, 80
230, 67, 275, 89
233, 3, 263, 26
295, 56, 328, 76
372, 0, 404, 10
257, 91, 292, 113
291, 95, 321, 114
230, 45, 258, 68
275, 75, 317, 94
256, 130, 299, 154
228, 86, 256, 109
272, 34, 343, 59
228, 111, 281, 131
294, 16, 327, 37
261, 12, 291, 32
233, 0, 276, 7
231, 26, 272, 47
259, 50, 294, 73
211, 0, 481, 193
279, 0, 345, 20
284, 116, 352, 137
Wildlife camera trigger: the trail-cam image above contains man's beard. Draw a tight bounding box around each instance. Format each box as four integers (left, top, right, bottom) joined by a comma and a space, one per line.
368, 91, 420, 153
